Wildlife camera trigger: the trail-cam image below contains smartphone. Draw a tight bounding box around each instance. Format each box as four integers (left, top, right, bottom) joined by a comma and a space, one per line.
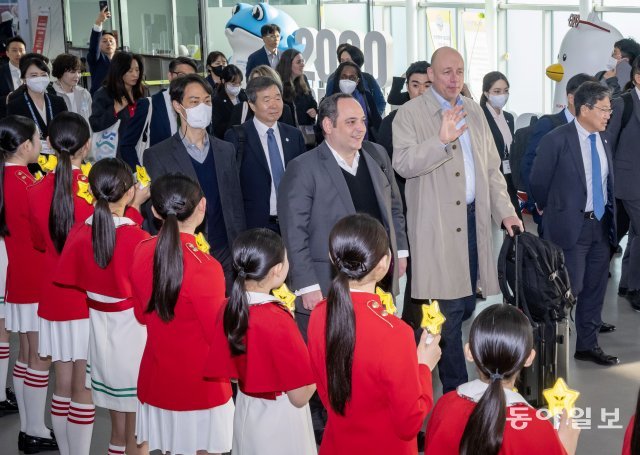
99, 1, 109, 12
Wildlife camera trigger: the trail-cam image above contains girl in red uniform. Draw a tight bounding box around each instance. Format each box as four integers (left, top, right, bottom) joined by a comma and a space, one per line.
425, 304, 580, 455
307, 213, 441, 455
56, 158, 149, 455
622, 388, 638, 455
205, 227, 317, 455
131, 174, 234, 455
0, 115, 58, 453
27, 112, 95, 455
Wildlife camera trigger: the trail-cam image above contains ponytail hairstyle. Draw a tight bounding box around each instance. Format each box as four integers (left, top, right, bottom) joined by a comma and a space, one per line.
631, 387, 640, 455
88, 158, 134, 268
48, 112, 91, 253
0, 115, 38, 237
146, 173, 203, 322
326, 213, 390, 415
224, 228, 285, 355
459, 304, 534, 455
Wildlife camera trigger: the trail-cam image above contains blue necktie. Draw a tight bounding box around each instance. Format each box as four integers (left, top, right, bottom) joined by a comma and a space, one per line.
589, 133, 605, 220
267, 128, 285, 191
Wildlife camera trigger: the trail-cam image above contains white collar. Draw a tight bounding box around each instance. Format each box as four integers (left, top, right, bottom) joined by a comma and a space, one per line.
326, 141, 360, 170
488, 105, 503, 119
247, 291, 278, 305
573, 118, 598, 142
635, 86, 640, 100
8, 62, 19, 73
457, 379, 531, 407
563, 108, 575, 123
252, 116, 279, 136
264, 46, 278, 56
85, 215, 136, 228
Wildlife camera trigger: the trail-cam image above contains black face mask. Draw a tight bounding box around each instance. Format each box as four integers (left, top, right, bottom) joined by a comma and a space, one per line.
211, 66, 225, 77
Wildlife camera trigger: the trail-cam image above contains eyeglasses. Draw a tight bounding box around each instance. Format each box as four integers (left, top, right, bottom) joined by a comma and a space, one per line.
265, 34, 280, 40
589, 104, 613, 114
171, 71, 189, 77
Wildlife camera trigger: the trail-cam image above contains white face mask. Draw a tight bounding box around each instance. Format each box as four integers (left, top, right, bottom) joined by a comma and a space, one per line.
339, 79, 357, 95
605, 56, 618, 71
27, 76, 50, 94
181, 102, 212, 129
226, 83, 241, 97
488, 94, 509, 110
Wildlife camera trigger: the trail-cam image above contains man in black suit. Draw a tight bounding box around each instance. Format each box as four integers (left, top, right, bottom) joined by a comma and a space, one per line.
143, 74, 246, 288
530, 81, 619, 366
224, 76, 305, 232
245, 24, 281, 78
0, 36, 25, 118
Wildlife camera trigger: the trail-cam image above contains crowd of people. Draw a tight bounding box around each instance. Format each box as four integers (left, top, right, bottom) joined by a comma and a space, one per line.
0, 7, 639, 455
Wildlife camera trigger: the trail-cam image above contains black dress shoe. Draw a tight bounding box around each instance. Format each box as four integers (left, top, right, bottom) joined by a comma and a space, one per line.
599, 322, 616, 333
18, 431, 26, 451
24, 431, 58, 454
574, 347, 620, 366
0, 398, 19, 416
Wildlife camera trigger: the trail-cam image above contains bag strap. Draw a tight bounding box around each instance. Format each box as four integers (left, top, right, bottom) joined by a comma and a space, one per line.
497, 233, 515, 302
233, 125, 246, 171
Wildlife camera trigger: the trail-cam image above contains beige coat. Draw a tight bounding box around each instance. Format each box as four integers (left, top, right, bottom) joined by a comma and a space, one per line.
392, 88, 515, 300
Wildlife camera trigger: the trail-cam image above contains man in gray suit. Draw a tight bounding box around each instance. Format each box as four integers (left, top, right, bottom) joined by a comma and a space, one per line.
143, 74, 246, 288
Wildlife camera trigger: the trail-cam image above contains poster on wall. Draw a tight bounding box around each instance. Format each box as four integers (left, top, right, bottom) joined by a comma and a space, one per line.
32, 8, 49, 54
462, 11, 490, 100
426, 9, 454, 50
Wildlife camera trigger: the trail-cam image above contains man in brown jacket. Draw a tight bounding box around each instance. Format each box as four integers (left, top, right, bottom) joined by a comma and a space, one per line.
392, 47, 521, 392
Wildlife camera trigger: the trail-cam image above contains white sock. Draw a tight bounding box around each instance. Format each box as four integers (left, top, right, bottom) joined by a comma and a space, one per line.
51, 395, 70, 455
12, 361, 27, 432
24, 368, 51, 438
107, 443, 126, 455
67, 401, 95, 455
0, 342, 9, 402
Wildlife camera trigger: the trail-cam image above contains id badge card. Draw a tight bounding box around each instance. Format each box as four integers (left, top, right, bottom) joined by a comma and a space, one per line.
40, 139, 52, 155
502, 160, 511, 175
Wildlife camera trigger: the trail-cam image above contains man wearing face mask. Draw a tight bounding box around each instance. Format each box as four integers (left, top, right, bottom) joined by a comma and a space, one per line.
596, 38, 640, 98
142, 74, 246, 290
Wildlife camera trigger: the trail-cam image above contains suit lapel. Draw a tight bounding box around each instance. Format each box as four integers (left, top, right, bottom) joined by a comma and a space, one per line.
170, 135, 199, 180
633, 89, 640, 125
279, 124, 297, 164
245, 121, 271, 174
602, 134, 614, 200
2, 65, 12, 91
567, 122, 587, 190
361, 149, 389, 228
318, 143, 356, 213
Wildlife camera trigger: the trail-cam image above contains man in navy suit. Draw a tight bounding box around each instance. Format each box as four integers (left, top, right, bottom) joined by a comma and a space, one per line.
245, 24, 281, 78
149, 57, 197, 146
0, 36, 25, 118
530, 81, 619, 366
225, 76, 306, 232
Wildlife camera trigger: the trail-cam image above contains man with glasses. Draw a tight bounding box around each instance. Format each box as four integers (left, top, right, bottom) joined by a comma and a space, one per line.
245, 24, 281, 77
530, 81, 619, 366
149, 56, 197, 146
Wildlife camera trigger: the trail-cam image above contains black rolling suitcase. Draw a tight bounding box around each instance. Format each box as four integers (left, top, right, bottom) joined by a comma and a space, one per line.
497, 227, 575, 408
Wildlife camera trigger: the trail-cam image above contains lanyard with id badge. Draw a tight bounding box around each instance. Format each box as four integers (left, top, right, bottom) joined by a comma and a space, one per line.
24, 92, 54, 155
502, 144, 511, 175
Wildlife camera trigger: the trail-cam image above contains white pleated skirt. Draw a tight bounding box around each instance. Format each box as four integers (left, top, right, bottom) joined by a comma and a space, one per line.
5, 302, 39, 333
136, 399, 234, 454
38, 317, 90, 362
233, 390, 317, 455
86, 308, 146, 412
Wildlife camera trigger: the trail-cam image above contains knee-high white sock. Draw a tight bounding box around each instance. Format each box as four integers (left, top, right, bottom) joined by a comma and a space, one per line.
67, 401, 95, 455
107, 443, 126, 455
12, 361, 27, 432
0, 342, 9, 401
51, 395, 70, 455
24, 368, 51, 438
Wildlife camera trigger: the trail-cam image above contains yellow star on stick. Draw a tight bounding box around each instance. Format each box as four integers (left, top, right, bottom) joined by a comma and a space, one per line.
195, 232, 210, 254
136, 165, 151, 188
421, 300, 446, 335
543, 378, 580, 416
76, 180, 94, 204
272, 283, 296, 313
375, 286, 396, 315
81, 162, 92, 178
38, 154, 57, 172
34, 171, 44, 181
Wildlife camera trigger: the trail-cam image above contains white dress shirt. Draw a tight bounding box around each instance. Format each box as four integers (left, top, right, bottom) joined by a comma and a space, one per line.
264, 46, 279, 68
162, 90, 178, 136
253, 117, 285, 216
574, 119, 608, 211
9, 62, 20, 90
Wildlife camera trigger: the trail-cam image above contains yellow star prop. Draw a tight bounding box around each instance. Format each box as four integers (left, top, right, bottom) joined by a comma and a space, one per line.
543, 378, 580, 416
76, 180, 94, 205
421, 300, 446, 335
195, 232, 210, 254
272, 283, 296, 313
136, 165, 151, 188
38, 154, 57, 172
34, 171, 44, 181
375, 286, 396, 315
81, 162, 92, 178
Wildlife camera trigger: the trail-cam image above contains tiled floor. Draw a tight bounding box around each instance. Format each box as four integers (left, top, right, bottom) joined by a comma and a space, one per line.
0, 216, 638, 454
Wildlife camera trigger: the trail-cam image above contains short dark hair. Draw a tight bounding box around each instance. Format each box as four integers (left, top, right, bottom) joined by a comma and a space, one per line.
338, 44, 364, 68
101, 31, 117, 41
19, 54, 50, 79
405, 61, 430, 82
573, 81, 610, 117
566, 73, 598, 95
5, 36, 26, 50
52, 54, 81, 79
614, 38, 640, 62
216, 64, 243, 95
169, 73, 212, 104
206, 51, 226, 67
245, 76, 282, 104
169, 56, 197, 73
318, 93, 353, 131
260, 24, 280, 37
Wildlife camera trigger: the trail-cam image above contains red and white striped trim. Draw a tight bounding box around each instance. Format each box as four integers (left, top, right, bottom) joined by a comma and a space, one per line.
0, 345, 9, 360
67, 402, 95, 425
51, 395, 71, 418
107, 444, 126, 455
24, 369, 49, 388
12, 362, 27, 379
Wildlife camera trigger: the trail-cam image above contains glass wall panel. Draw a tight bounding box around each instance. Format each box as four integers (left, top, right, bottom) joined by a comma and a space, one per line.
602, 12, 640, 40
123, 0, 173, 55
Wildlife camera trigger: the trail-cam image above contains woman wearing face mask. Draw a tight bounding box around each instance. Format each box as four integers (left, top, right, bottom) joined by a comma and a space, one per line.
51, 54, 92, 121
211, 64, 246, 139
334, 61, 381, 141
480, 71, 520, 218
6, 54, 67, 144
206, 51, 227, 91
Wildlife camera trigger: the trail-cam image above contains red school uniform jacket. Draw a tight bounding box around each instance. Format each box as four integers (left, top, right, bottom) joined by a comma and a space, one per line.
130, 234, 232, 411
622, 414, 635, 455
3, 165, 44, 303
55, 210, 148, 307
307, 291, 434, 455
27, 170, 94, 321
425, 391, 568, 455
204, 295, 315, 399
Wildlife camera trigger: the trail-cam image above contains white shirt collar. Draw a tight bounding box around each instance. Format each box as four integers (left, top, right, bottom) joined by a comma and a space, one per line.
247, 291, 278, 305
635, 86, 640, 100
563, 108, 575, 123
457, 379, 531, 407
8, 62, 19, 74
574, 118, 597, 142
326, 141, 360, 175
264, 46, 278, 56
85, 215, 136, 228
252, 116, 279, 137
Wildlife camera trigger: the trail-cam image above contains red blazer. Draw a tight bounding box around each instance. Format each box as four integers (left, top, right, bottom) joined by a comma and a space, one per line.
204, 298, 314, 399
425, 391, 567, 455
623, 414, 635, 455
3, 165, 44, 303
27, 170, 94, 321
131, 234, 232, 411
308, 292, 433, 455
55, 211, 148, 306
